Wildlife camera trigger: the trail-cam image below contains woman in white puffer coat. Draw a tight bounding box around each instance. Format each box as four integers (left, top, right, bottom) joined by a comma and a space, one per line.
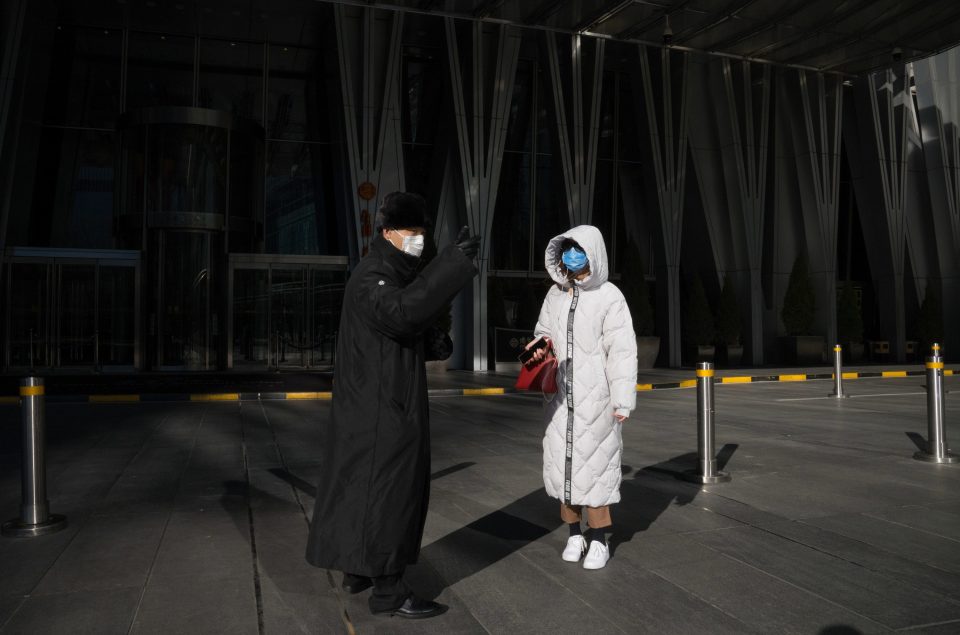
527, 225, 637, 570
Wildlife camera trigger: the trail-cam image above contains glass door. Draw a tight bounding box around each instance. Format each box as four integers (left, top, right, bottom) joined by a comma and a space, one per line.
271, 267, 307, 368
310, 268, 344, 366
99, 265, 137, 367
6, 263, 51, 369
57, 264, 97, 367
157, 231, 217, 369
232, 267, 269, 368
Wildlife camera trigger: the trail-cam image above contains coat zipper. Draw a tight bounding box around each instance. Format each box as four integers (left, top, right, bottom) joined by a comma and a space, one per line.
563, 286, 579, 505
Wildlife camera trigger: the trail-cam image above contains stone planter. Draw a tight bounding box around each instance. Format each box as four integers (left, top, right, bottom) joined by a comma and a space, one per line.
779, 335, 825, 365
636, 336, 660, 369
718, 343, 743, 367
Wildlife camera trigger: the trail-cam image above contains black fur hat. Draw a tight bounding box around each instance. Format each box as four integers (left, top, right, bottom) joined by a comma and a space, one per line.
375, 192, 430, 230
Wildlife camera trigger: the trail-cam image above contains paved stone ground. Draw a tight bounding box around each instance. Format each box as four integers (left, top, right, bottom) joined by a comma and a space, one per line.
1, 373, 959, 634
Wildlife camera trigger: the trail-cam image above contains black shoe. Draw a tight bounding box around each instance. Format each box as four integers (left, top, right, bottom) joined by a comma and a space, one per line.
372, 595, 448, 619
341, 573, 372, 594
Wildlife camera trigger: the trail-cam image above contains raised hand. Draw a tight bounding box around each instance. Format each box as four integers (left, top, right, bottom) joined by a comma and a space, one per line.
454, 225, 481, 259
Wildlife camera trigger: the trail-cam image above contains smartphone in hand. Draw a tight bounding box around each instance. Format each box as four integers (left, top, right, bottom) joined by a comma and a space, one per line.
518, 336, 549, 365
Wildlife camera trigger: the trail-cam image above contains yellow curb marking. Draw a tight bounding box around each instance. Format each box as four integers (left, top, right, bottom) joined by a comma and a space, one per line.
779, 375, 807, 382
463, 388, 505, 396
720, 376, 752, 384
191, 393, 240, 401
882, 370, 908, 378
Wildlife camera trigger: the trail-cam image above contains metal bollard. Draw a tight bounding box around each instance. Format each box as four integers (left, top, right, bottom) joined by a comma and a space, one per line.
830, 344, 848, 398
2, 378, 68, 537
914, 355, 959, 464
932, 342, 941, 356
683, 362, 731, 484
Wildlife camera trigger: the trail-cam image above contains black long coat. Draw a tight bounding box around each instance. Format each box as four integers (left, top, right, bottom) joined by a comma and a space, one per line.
305, 234, 476, 576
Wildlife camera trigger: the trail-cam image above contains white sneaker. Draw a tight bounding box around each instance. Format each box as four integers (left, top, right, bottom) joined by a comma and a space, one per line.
582, 541, 610, 569
561, 535, 587, 562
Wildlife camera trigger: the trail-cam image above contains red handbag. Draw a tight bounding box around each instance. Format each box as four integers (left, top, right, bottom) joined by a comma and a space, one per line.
514, 339, 558, 394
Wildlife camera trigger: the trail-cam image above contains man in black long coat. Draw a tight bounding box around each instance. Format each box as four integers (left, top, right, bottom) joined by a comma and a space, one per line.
306, 192, 479, 619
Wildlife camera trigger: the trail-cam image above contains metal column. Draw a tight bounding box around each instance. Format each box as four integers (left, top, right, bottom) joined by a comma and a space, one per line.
683, 362, 731, 483
2, 378, 67, 537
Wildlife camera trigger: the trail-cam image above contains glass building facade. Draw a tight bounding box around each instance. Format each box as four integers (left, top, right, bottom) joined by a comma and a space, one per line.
1, 0, 958, 371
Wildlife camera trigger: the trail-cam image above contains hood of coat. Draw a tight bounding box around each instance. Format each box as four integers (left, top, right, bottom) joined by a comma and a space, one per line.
544, 225, 609, 291
370, 233, 422, 284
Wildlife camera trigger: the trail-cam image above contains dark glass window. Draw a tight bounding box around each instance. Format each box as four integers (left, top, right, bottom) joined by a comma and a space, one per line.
491, 152, 533, 270
29, 128, 117, 249
619, 72, 643, 163
127, 32, 195, 109
505, 60, 534, 153
44, 26, 122, 128
534, 152, 568, 257
265, 141, 341, 255
617, 161, 647, 274
267, 45, 331, 142
593, 159, 614, 250
401, 52, 443, 199
199, 39, 264, 121
597, 72, 616, 161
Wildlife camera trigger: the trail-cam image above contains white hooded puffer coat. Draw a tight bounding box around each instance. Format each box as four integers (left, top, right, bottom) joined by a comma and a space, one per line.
535, 225, 638, 508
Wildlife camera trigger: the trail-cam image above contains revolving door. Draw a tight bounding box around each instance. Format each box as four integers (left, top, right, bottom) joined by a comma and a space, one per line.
120, 107, 263, 369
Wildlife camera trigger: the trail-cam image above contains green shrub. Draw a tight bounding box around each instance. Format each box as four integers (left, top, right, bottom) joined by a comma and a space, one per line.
781, 254, 816, 335
715, 274, 742, 346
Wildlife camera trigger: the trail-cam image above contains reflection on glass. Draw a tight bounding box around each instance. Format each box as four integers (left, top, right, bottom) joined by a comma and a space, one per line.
31, 128, 117, 249
271, 268, 307, 367
59, 265, 97, 366
147, 125, 227, 215
44, 26, 122, 128
7, 264, 50, 368
99, 266, 136, 366
268, 45, 330, 142
233, 268, 269, 367
265, 141, 319, 254
127, 32, 195, 109
161, 232, 211, 368
199, 39, 263, 120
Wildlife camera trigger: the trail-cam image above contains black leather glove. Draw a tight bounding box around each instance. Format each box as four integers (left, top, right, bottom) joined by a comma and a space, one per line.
454, 225, 481, 259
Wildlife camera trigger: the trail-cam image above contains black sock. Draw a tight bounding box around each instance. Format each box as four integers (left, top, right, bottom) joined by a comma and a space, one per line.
568, 522, 582, 537
588, 527, 606, 546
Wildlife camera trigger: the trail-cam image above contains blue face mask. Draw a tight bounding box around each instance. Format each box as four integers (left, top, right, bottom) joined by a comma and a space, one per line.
561, 247, 588, 272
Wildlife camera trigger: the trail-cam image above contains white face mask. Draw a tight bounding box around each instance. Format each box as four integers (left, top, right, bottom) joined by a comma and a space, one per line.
392, 231, 424, 257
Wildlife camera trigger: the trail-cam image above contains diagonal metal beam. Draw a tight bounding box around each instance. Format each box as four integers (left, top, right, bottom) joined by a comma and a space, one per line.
523, 0, 569, 26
